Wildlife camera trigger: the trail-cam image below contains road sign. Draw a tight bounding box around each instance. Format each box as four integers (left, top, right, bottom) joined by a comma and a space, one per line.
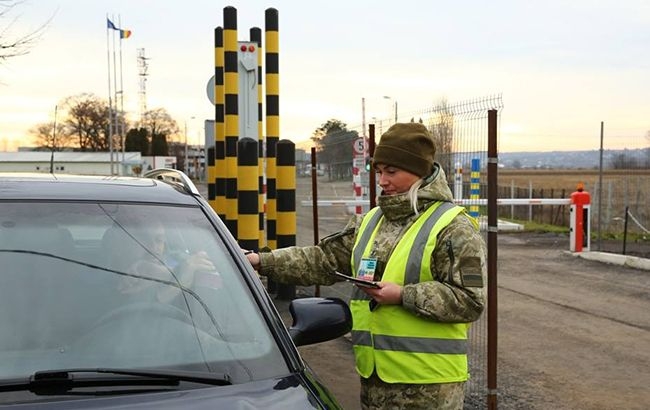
206, 75, 215, 104
353, 138, 365, 155
360, 171, 369, 186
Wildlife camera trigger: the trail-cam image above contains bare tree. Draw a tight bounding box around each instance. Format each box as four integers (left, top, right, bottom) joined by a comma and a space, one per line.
142, 108, 179, 140
610, 153, 639, 169
428, 98, 454, 176
311, 119, 357, 180
30, 121, 73, 150
61, 93, 111, 151
140, 108, 179, 155
0, 1, 50, 63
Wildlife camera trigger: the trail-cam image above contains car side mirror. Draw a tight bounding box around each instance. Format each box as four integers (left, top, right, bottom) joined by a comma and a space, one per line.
288, 297, 352, 347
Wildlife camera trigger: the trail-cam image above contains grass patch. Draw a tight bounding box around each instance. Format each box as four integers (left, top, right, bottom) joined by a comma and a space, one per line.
597, 231, 649, 242
502, 218, 570, 234
501, 218, 649, 243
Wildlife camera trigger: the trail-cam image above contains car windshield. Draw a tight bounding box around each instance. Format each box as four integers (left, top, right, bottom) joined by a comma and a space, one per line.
0, 202, 287, 383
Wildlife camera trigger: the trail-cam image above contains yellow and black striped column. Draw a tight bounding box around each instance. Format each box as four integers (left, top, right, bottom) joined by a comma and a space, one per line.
276, 139, 296, 300
223, 6, 239, 237
237, 137, 260, 250
250, 27, 265, 247
213, 26, 226, 219
265, 8, 279, 250
206, 142, 216, 210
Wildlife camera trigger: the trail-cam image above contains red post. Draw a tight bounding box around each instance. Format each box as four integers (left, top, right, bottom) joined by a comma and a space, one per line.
570, 183, 591, 252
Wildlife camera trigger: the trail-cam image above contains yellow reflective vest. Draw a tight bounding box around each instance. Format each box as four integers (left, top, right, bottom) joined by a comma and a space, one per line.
350, 201, 471, 384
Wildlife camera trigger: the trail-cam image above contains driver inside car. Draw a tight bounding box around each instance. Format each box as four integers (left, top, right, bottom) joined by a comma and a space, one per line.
117, 221, 217, 304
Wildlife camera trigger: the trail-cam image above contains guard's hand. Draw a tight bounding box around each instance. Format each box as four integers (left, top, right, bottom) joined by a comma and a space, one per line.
358, 282, 403, 305
241, 249, 260, 270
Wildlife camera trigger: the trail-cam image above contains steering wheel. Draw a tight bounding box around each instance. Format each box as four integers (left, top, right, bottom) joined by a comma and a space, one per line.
73, 301, 215, 367
88, 301, 195, 332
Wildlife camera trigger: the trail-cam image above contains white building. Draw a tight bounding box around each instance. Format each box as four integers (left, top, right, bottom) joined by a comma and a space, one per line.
141, 156, 178, 174
0, 152, 146, 176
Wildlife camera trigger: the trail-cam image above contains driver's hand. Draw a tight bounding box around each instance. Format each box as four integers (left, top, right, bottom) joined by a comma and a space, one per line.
181, 251, 215, 277
180, 251, 224, 290
118, 276, 149, 294
118, 260, 165, 294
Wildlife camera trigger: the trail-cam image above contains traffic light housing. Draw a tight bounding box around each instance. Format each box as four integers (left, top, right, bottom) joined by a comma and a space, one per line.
365, 156, 371, 172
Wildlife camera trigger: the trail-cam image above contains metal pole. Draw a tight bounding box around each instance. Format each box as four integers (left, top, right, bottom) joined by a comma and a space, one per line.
361, 97, 366, 138
111, 14, 118, 175
106, 14, 114, 176
184, 120, 188, 174
311, 147, 320, 297
50, 105, 57, 174
597, 121, 604, 251
510, 180, 514, 219
382, 95, 391, 125
622, 206, 629, 255
527, 180, 532, 221
368, 124, 376, 208
118, 14, 125, 175
486, 109, 498, 410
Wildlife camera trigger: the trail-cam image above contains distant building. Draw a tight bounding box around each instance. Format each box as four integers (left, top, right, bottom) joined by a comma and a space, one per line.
141, 156, 178, 174
0, 151, 146, 176
185, 145, 204, 180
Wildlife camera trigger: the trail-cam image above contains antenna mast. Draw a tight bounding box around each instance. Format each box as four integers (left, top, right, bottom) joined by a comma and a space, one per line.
137, 48, 149, 126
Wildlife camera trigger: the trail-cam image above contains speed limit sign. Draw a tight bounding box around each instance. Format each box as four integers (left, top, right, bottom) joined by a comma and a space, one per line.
353, 138, 365, 155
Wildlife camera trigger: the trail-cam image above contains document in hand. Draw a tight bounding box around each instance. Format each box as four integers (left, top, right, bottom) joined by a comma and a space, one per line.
331, 271, 380, 288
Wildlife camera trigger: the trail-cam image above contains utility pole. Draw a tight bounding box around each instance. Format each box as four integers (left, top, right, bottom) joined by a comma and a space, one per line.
184, 120, 188, 175
383, 95, 397, 125
137, 48, 149, 126
50, 105, 58, 174
394, 100, 398, 123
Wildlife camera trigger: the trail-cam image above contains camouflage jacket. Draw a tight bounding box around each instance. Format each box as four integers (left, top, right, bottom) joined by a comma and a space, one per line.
259, 164, 486, 323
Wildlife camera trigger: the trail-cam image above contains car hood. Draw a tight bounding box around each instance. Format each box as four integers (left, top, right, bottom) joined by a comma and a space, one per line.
1, 375, 340, 410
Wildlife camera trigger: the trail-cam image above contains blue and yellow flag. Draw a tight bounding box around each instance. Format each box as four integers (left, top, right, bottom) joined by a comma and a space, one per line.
107, 18, 117, 30
107, 17, 131, 39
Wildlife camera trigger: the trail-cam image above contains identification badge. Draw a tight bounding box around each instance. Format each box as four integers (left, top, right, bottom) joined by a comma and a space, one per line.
357, 258, 377, 281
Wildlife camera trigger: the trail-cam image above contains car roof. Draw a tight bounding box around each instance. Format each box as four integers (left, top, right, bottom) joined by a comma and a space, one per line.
0, 171, 200, 205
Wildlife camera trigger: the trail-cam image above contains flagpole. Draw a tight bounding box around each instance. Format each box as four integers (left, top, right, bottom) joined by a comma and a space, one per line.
106, 14, 114, 175
111, 14, 118, 175
118, 14, 125, 175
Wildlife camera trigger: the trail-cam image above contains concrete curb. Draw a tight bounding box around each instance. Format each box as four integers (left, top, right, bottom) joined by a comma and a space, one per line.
566, 250, 650, 271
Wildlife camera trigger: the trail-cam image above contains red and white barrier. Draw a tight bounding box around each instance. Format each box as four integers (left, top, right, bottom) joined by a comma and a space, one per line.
302, 185, 592, 253
570, 184, 591, 252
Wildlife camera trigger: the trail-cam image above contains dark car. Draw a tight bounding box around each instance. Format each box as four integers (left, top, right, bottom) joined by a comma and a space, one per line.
0, 170, 351, 409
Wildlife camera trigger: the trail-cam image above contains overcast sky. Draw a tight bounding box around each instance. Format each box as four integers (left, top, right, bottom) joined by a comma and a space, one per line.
1, 0, 648, 152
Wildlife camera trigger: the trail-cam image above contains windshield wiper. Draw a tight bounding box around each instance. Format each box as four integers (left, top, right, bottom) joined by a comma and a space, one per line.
0, 368, 232, 394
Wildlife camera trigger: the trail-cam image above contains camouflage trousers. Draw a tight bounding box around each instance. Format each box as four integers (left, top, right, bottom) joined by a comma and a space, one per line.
360, 373, 465, 410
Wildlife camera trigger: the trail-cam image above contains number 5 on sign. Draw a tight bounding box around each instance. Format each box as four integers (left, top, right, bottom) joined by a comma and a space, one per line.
353, 138, 365, 155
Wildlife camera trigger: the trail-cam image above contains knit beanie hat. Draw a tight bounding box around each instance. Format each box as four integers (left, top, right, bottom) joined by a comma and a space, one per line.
373, 122, 436, 177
